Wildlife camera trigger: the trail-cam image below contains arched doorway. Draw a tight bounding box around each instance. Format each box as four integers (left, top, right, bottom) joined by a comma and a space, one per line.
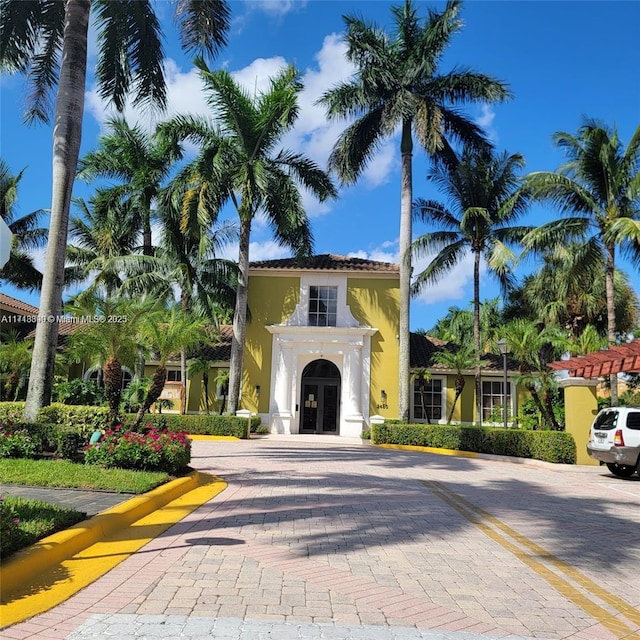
300, 359, 341, 434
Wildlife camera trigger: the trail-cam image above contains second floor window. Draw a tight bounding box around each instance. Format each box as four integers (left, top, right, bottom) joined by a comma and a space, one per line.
308, 286, 337, 326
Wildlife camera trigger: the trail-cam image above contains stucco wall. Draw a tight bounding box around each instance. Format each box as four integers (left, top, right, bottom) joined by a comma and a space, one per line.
346, 277, 400, 420
244, 275, 300, 413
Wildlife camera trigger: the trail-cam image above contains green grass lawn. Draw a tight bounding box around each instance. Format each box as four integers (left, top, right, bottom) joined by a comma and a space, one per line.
0, 458, 171, 493
0, 459, 175, 559
0, 496, 88, 559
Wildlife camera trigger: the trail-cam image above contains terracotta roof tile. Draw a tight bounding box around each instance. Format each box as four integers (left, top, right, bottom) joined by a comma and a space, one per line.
0, 293, 39, 315
410, 332, 518, 371
191, 325, 232, 363
250, 254, 399, 272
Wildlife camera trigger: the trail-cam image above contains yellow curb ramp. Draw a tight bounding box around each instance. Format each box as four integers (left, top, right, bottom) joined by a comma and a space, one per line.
0, 472, 226, 628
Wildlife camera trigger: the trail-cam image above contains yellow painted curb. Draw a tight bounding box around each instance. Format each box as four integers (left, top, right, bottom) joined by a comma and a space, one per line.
0, 473, 226, 628
0, 471, 222, 611
374, 442, 479, 458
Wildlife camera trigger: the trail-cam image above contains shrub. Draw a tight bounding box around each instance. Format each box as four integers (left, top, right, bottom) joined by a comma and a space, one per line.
37, 404, 110, 440
122, 413, 260, 438
84, 425, 191, 474
0, 496, 23, 558
371, 422, 576, 464
52, 379, 104, 406
0, 402, 27, 424
0, 420, 40, 458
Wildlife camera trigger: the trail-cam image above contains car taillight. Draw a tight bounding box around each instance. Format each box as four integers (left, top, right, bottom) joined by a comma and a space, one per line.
614, 429, 625, 446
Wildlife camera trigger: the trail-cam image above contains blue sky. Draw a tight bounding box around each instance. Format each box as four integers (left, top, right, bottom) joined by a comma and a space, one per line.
1, 0, 639, 331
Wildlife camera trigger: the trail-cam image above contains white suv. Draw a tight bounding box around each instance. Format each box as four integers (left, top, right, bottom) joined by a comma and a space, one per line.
588, 407, 640, 477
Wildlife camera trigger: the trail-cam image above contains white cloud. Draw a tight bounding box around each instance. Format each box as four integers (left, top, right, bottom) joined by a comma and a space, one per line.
411, 250, 490, 306
85, 58, 210, 132
349, 242, 488, 308
220, 239, 292, 263
362, 140, 397, 188
84, 33, 399, 218
231, 56, 289, 97
243, 0, 307, 18
475, 103, 498, 142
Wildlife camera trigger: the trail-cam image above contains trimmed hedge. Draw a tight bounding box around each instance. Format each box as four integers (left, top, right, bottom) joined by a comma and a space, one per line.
122, 413, 262, 439
0, 403, 262, 441
372, 422, 576, 464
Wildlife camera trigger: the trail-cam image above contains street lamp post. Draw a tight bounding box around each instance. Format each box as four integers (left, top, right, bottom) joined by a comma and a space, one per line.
497, 339, 509, 429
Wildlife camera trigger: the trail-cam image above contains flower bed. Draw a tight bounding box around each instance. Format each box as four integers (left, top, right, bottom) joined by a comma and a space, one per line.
0, 420, 40, 458
84, 425, 191, 474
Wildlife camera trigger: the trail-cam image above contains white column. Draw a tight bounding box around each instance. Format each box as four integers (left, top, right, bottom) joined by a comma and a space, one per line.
270, 340, 293, 434
342, 342, 364, 437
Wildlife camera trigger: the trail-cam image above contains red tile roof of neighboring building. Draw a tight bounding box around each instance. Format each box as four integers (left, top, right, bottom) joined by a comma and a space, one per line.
191, 324, 233, 363
410, 333, 518, 372
0, 293, 39, 315
250, 254, 399, 272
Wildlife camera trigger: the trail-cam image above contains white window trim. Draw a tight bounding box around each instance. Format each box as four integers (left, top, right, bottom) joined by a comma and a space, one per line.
481, 376, 514, 425
285, 274, 360, 328
411, 374, 447, 424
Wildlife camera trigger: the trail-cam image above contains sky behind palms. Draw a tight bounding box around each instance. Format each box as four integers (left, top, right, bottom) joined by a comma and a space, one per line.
1, 0, 639, 331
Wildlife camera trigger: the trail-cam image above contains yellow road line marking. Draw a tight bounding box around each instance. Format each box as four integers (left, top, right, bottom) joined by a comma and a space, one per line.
436, 482, 640, 629
0, 475, 226, 629
423, 481, 640, 640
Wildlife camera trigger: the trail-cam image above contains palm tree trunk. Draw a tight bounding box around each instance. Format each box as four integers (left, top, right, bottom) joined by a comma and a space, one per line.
203, 370, 210, 415
228, 218, 251, 414
134, 365, 167, 430
398, 119, 413, 422
605, 243, 618, 406
24, 0, 90, 422
473, 249, 482, 424
448, 377, 465, 424
103, 355, 123, 426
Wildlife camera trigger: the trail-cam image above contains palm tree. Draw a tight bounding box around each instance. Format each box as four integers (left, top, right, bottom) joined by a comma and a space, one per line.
319, 0, 510, 421
522, 119, 640, 405
1, 0, 230, 422
501, 319, 567, 430
0, 331, 33, 401
188, 356, 214, 414
0, 159, 47, 291
429, 298, 504, 351
161, 61, 336, 414
432, 343, 479, 424
504, 243, 639, 340
77, 117, 182, 257
412, 146, 531, 423
65, 293, 154, 426
65, 193, 141, 298
120, 181, 238, 396
133, 308, 207, 429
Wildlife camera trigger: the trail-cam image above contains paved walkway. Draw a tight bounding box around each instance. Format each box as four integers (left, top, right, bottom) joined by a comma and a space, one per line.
2, 436, 640, 640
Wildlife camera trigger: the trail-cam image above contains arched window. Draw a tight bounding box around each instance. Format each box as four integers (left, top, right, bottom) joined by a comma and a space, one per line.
84, 366, 132, 391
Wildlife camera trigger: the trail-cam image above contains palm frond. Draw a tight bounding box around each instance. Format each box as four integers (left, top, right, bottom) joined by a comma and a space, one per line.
328, 105, 387, 184
174, 0, 230, 60
93, 0, 166, 112
411, 237, 466, 295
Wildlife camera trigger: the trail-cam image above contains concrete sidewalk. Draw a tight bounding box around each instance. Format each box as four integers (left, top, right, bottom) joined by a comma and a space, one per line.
2, 438, 639, 640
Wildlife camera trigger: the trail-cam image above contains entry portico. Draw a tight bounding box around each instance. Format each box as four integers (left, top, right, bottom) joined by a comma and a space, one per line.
242, 255, 400, 437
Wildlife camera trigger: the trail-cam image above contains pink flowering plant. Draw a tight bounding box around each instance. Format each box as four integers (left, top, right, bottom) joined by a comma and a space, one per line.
0, 420, 39, 458
84, 425, 191, 474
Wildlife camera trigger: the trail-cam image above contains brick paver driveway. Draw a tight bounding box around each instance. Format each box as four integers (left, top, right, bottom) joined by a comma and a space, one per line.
6, 437, 640, 640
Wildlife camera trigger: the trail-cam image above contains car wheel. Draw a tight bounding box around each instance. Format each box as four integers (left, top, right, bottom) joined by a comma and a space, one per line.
606, 462, 636, 478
